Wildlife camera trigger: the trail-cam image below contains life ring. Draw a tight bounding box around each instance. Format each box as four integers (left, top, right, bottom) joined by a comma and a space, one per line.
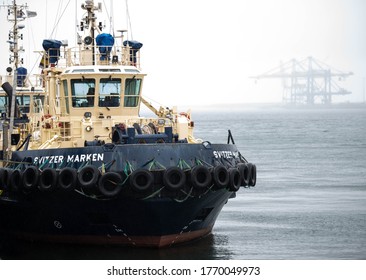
22, 166, 40, 190
237, 163, 249, 187
228, 168, 241, 192
191, 165, 212, 189
98, 172, 123, 196
163, 167, 186, 191
8, 169, 22, 192
248, 164, 257, 186
77, 165, 100, 188
129, 169, 154, 192
39, 168, 58, 191
213, 165, 229, 189
58, 167, 77, 191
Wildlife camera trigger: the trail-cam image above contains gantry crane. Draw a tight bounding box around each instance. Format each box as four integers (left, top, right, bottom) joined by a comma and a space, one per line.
252, 57, 353, 105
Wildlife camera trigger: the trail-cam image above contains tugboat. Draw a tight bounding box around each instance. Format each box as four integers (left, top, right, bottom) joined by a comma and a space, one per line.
0, 0, 256, 247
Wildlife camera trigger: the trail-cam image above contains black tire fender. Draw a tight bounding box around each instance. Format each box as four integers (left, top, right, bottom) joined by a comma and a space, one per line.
213, 165, 229, 189
78, 165, 100, 188
8, 169, 22, 192
22, 166, 39, 190
163, 167, 186, 191
228, 168, 241, 192
249, 164, 257, 186
129, 169, 154, 192
39, 168, 58, 191
238, 163, 249, 187
191, 165, 212, 189
58, 167, 77, 190
0, 168, 10, 190
98, 172, 123, 196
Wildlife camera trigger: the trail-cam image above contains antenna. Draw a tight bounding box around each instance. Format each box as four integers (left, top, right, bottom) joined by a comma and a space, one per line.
1, 0, 37, 161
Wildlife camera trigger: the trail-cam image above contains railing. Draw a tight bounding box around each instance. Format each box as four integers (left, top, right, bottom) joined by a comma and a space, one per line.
0, 73, 43, 89
43, 44, 141, 69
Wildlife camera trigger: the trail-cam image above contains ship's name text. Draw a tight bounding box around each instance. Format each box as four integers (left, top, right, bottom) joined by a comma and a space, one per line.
213, 150, 239, 159
33, 153, 104, 164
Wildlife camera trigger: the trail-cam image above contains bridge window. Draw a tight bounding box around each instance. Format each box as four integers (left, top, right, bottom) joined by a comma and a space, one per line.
0, 96, 30, 115
71, 78, 96, 107
33, 96, 45, 114
99, 78, 121, 107
16, 95, 30, 114
0, 96, 6, 115
124, 78, 141, 107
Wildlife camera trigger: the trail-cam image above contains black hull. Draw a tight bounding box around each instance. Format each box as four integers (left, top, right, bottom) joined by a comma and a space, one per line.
0, 143, 252, 247
0, 189, 232, 247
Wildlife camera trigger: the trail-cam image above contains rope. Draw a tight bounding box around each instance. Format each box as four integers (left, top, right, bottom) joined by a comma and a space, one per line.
74, 189, 115, 201
102, 0, 112, 33
195, 158, 213, 168
48, 0, 72, 39
77, 160, 90, 171
142, 187, 164, 200
199, 184, 216, 198
174, 187, 194, 203
101, 162, 106, 174
120, 161, 133, 185
125, 0, 133, 40
177, 159, 191, 170
238, 151, 248, 163
57, 160, 67, 169
38, 158, 50, 169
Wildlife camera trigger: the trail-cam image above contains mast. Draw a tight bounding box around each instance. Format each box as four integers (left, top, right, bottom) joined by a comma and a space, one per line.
2, 0, 36, 161
7, 0, 20, 161
81, 0, 102, 66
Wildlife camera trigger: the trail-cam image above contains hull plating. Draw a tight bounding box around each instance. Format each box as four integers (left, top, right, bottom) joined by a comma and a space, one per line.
0, 189, 232, 247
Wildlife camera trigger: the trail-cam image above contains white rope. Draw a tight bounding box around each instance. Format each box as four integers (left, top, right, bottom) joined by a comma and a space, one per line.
125, 0, 133, 40
48, 0, 71, 39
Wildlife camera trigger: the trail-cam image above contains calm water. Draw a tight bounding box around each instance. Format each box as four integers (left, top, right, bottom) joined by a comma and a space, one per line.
1, 106, 365, 259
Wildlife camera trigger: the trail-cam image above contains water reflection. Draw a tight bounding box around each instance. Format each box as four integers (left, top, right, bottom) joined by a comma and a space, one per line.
0, 233, 234, 260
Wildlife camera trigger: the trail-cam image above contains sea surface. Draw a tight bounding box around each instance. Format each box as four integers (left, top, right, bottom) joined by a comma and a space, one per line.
1, 106, 365, 260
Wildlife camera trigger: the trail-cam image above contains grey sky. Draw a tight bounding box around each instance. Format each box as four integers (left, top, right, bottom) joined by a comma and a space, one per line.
1, 0, 365, 106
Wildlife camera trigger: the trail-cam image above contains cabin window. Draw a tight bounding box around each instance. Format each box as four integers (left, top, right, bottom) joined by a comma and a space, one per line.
62, 80, 70, 114
124, 78, 141, 107
16, 95, 30, 114
72, 69, 95, 73
33, 96, 45, 114
0, 97, 6, 114
99, 78, 121, 107
71, 78, 96, 107
0, 96, 31, 115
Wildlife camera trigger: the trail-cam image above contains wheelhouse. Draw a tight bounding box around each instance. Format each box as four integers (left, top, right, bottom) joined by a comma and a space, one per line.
59, 66, 145, 118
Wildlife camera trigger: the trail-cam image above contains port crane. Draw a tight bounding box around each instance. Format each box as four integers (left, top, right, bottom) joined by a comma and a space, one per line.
252, 56, 353, 105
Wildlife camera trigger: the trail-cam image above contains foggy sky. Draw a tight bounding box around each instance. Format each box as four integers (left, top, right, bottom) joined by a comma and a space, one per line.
1, 0, 365, 106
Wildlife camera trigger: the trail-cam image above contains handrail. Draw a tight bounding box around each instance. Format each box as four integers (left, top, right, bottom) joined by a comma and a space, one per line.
42, 44, 141, 69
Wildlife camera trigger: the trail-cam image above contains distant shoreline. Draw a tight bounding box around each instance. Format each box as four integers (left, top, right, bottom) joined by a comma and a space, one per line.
179, 102, 366, 111
139, 102, 366, 115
